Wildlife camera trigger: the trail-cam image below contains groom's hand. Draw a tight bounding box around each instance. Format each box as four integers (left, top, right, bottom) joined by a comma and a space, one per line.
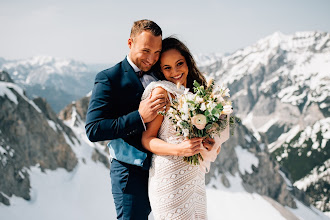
139, 92, 167, 123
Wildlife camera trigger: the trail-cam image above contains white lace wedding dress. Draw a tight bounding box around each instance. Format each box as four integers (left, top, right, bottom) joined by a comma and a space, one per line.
142, 81, 207, 220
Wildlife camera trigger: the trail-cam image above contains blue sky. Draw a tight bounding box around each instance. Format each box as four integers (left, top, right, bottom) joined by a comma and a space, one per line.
0, 0, 329, 63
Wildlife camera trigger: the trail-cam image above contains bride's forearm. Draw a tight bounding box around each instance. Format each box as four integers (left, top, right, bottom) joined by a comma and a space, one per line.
142, 136, 178, 156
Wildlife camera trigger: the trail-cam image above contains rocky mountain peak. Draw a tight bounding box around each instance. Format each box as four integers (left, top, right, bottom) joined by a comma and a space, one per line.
0, 74, 78, 205
196, 31, 330, 213
0, 71, 14, 83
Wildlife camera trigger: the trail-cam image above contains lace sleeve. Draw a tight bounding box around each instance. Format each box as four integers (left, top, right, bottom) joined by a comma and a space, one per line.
141, 80, 185, 101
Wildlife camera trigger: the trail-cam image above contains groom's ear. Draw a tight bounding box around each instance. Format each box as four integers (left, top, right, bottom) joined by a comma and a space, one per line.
128, 38, 133, 49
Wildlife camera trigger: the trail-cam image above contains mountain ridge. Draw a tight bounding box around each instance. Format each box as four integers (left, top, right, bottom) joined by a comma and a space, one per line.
197, 30, 329, 213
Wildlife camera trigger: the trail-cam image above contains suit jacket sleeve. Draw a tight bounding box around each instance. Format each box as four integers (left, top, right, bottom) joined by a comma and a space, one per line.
85, 71, 145, 142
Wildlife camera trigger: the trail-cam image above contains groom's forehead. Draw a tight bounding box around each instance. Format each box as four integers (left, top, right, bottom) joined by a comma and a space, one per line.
134, 31, 162, 47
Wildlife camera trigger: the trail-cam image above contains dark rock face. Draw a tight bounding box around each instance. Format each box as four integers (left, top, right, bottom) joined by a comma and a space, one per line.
58, 96, 90, 123
58, 94, 110, 168
0, 71, 78, 205
206, 123, 307, 208
0, 71, 14, 83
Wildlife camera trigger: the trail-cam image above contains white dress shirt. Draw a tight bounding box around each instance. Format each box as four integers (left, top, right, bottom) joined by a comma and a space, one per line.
126, 55, 158, 130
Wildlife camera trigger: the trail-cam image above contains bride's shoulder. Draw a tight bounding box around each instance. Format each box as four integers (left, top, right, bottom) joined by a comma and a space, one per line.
146, 80, 176, 89
151, 85, 167, 96
142, 80, 177, 100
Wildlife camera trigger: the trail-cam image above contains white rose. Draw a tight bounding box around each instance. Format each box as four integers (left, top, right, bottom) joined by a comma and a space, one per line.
200, 103, 206, 111
207, 101, 217, 110
177, 120, 183, 128
214, 94, 225, 103
182, 129, 190, 137
181, 114, 189, 121
222, 105, 233, 115
181, 102, 189, 115
223, 88, 230, 97
195, 96, 203, 103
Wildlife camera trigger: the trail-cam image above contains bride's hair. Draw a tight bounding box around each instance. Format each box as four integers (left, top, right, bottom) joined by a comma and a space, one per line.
154, 37, 207, 90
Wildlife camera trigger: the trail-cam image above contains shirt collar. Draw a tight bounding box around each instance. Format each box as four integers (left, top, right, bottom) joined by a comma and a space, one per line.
126, 55, 141, 73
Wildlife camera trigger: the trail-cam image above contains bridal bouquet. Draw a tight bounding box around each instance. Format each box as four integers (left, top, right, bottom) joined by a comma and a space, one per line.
165, 79, 236, 165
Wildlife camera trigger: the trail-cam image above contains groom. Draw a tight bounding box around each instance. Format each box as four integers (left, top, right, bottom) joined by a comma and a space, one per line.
85, 20, 165, 219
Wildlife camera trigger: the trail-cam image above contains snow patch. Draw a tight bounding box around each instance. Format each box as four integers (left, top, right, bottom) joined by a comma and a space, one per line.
0, 146, 6, 154
258, 116, 279, 133
0, 82, 42, 113
269, 125, 301, 152
288, 198, 330, 220
242, 112, 261, 141
86, 90, 92, 97
278, 170, 293, 189
47, 120, 58, 131
235, 146, 259, 174
244, 135, 251, 143
0, 82, 18, 104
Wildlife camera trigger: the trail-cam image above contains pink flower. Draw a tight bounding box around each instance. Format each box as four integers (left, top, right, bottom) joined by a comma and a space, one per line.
191, 114, 207, 130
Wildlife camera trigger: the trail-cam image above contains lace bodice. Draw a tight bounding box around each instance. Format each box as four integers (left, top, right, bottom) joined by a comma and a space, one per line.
142, 81, 207, 220
142, 80, 186, 144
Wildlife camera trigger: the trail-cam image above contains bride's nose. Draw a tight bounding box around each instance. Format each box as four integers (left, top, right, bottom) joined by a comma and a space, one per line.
174, 66, 181, 74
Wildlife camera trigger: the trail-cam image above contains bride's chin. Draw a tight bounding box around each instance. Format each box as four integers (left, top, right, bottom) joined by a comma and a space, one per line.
172, 79, 186, 86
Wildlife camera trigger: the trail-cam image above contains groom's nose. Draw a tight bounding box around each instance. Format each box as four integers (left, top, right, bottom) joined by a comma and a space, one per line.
146, 53, 157, 64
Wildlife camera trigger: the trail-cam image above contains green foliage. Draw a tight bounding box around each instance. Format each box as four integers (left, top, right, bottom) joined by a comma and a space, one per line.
272, 131, 330, 181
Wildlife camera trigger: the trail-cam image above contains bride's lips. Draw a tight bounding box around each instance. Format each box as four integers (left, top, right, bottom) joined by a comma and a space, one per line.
172, 74, 183, 80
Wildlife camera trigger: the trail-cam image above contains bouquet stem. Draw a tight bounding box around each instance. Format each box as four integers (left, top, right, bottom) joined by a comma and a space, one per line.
183, 153, 204, 165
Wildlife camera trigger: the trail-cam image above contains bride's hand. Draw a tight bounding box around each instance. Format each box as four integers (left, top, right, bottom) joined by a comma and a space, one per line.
202, 137, 215, 151
176, 138, 203, 157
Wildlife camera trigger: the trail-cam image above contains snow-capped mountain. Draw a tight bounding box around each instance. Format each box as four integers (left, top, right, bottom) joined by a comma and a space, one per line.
198, 31, 329, 141
0, 71, 112, 218
194, 53, 223, 69
0, 70, 78, 205
0, 56, 104, 112
196, 31, 330, 213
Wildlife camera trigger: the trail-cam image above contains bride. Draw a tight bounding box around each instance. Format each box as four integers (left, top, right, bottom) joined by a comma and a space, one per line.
141, 37, 224, 219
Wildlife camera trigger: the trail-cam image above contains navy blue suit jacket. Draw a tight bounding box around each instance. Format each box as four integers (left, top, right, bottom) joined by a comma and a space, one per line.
85, 58, 151, 163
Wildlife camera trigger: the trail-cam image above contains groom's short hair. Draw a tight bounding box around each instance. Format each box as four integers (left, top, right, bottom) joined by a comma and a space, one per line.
130, 19, 162, 38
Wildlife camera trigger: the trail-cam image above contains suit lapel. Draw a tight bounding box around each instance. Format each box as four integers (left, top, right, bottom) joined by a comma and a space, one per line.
122, 58, 144, 94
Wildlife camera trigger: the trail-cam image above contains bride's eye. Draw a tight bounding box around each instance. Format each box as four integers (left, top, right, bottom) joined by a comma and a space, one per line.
177, 62, 184, 66
163, 66, 171, 70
